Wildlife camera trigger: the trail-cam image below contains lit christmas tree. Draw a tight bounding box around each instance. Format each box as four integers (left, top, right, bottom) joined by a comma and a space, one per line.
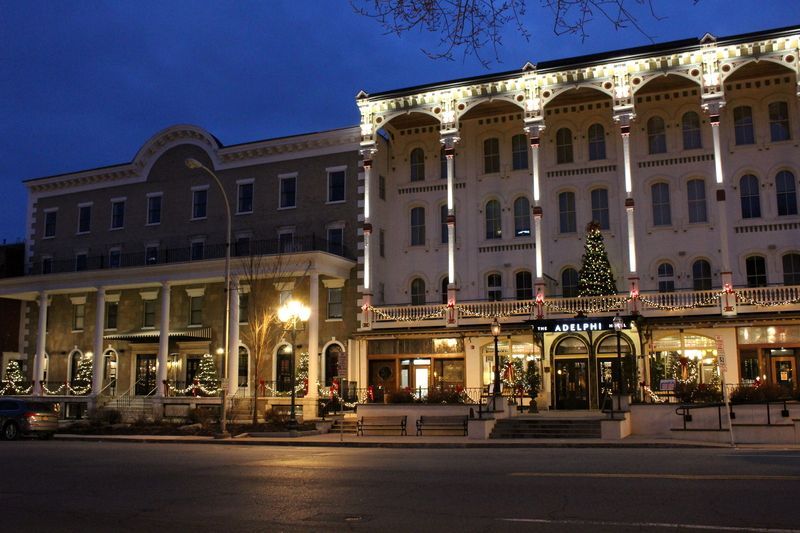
196, 353, 220, 393
3, 360, 25, 392
578, 221, 618, 297
72, 355, 93, 394
296, 352, 309, 396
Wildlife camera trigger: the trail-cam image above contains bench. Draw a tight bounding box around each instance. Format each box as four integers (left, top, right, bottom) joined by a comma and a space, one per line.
416, 415, 469, 436
357, 415, 407, 436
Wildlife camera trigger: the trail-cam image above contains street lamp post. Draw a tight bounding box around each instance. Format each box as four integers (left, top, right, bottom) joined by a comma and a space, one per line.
185, 158, 232, 436
612, 314, 626, 405
278, 299, 311, 430
491, 318, 501, 411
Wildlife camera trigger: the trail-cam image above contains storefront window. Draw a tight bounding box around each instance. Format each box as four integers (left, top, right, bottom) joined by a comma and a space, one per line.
650, 332, 718, 391
481, 340, 540, 387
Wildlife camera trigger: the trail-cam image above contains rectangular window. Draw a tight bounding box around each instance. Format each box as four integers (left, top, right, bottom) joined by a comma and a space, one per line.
279, 175, 296, 208
483, 138, 500, 174
41, 257, 53, 275
145, 245, 159, 265
147, 195, 162, 225
687, 179, 708, 223
279, 231, 294, 253
410, 207, 425, 246
511, 134, 528, 170
590, 189, 610, 230
111, 200, 125, 229
105, 301, 118, 330
192, 189, 208, 219
558, 192, 577, 233
189, 296, 203, 326
72, 304, 85, 331
327, 227, 344, 256
327, 288, 343, 319
379, 175, 386, 201
327, 170, 345, 203
108, 249, 121, 269
651, 183, 672, 226
237, 182, 253, 214
75, 253, 88, 272
44, 210, 57, 238
769, 101, 791, 142
78, 205, 91, 234
379, 228, 385, 258
746, 256, 767, 287
143, 300, 156, 328
190, 240, 204, 261
238, 293, 249, 324
734, 106, 755, 145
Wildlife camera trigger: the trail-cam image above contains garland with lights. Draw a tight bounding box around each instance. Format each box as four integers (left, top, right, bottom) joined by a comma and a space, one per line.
578, 221, 617, 297
370, 305, 446, 321
734, 290, 800, 307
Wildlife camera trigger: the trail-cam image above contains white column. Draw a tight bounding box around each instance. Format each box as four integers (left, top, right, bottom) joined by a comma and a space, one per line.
621, 132, 633, 194
91, 287, 105, 395
156, 282, 170, 397
534, 213, 543, 279
709, 115, 732, 273
307, 271, 320, 399
711, 121, 724, 185
446, 146, 456, 284
626, 204, 637, 273
32, 291, 47, 396
363, 156, 372, 221
227, 278, 240, 393
530, 138, 541, 203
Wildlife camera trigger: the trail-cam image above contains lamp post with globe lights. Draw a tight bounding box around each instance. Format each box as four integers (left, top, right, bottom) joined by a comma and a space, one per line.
491, 318, 501, 410
278, 299, 311, 430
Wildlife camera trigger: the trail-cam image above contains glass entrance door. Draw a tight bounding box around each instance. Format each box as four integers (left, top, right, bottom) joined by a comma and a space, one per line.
555, 358, 589, 410
135, 355, 157, 395
597, 359, 618, 408
773, 357, 795, 392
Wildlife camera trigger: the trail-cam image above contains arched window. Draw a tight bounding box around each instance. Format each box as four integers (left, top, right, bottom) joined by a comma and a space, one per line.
734, 106, 755, 145
682, 111, 702, 150
783, 253, 800, 285
238, 345, 249, 388
556, 128, 573, 164
410, 206, 425, 245
440, 145, 448, 180
68, 350, 83, 384
514, 197, 531, 237
103, 348, 118, 383
561, 268, 579, 298
590, 188, 609, 230
555, 336, 588, 355
483, 138, 500, 173
776, 170, 798, 217
692, 260, 712, 290
746, 256, 767, 287
687, 178, 707, 223
651, 182, 671, 226
511, 133, 528, 170
410, 148, 425, 181
657, 263, 675, 292
588, 123, 606, 160
485, 199, 502, 239
440, 204, 449, 244
769, 101, 791, 142
740, 174, 761, 219
487, 273, 502, 301
647, 116, 667, 154
558, 191, 576, 233
324, 343, 344, 386
276, 343, 292, 392
410, 278, 426, 305
515, 271, 533, 300
441, 277, 449, 304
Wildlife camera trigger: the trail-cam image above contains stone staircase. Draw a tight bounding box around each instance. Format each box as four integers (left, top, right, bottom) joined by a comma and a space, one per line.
490, 416, 603, 439
328, 414, 358, 435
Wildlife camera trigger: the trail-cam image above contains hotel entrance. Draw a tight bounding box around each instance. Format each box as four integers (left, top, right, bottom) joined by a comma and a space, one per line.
553, 336, 590, 410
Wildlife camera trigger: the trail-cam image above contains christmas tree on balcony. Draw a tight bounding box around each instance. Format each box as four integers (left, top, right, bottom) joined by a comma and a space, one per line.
196, 353, 220, 394
578, 221, 617, 297
3, 360, 25, 393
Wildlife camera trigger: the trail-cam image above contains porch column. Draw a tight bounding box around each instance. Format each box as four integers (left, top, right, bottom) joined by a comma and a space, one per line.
443, 134, 459, 327
32, 291, 48, 396
91, 287, 105, 395
227, 277, 240, 393
307, 271, 320, 399
156, 282, 170, 397
360, 150, 375, 330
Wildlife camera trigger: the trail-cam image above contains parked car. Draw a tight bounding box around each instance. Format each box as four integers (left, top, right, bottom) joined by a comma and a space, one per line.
0, 399, 58, 440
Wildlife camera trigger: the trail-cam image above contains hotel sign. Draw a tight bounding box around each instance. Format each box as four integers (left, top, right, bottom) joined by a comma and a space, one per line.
526, 317, 632, 333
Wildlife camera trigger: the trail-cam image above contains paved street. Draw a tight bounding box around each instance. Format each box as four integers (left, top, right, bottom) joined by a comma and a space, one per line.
3, 441, 800, 532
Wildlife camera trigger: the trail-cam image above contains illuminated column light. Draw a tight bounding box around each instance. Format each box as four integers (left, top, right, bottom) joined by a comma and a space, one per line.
363, 157, 372, 220
363, 228, 371, 290
710, 117, 724, 184
621, 130, 633, 194
534, 209, 543, 279
530, 137, 541, 202
626, 204, 637, 273
448, 223, 456, 283
446, 153, 455, 211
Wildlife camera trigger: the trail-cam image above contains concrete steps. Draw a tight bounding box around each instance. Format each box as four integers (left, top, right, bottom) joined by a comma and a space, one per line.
490, 417, 602, 439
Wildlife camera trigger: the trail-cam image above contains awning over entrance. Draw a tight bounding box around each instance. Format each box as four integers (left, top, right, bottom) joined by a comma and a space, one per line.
103, 327, 212, 342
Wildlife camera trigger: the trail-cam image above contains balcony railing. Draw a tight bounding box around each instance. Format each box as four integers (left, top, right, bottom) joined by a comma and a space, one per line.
368, 285, 800, 328
28, 234, 354, 276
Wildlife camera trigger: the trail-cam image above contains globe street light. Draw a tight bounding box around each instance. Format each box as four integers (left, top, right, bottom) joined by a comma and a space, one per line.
491, 318, 501, 411
612, 314, 626, 399
278, 299, 311, 430
185, 158, 232, 436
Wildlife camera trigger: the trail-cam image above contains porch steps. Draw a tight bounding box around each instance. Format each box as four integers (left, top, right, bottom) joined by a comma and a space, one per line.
102, 397, 154, 422
329, 415, 358, 435
490, 417, 602, 439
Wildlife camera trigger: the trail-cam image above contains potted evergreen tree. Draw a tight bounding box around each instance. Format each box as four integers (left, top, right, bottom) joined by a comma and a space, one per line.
524, 362, 541, 413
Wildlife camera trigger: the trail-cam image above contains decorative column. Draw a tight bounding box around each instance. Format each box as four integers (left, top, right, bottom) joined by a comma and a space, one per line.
227, 277, 240, 393
156, 282, 170, 397
91, 287, 105, 395
442, 133, 459, 326
525, 120, 546, 301
32, 291, 48, 396
307, 271, 320, 398
360, 150, 375, 329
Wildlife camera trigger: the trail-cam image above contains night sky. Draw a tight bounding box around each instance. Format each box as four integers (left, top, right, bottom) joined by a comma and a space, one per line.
2, 1, 798, 243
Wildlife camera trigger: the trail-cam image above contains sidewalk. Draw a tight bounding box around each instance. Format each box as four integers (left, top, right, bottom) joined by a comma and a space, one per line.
53, 431, 788, 449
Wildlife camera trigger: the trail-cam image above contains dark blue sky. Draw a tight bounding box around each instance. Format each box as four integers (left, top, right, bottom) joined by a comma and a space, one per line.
2, 1, 798, 243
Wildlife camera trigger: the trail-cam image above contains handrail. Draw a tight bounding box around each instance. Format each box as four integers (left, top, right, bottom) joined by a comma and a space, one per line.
98, 378, 117, 396
675, 402, 727, 430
